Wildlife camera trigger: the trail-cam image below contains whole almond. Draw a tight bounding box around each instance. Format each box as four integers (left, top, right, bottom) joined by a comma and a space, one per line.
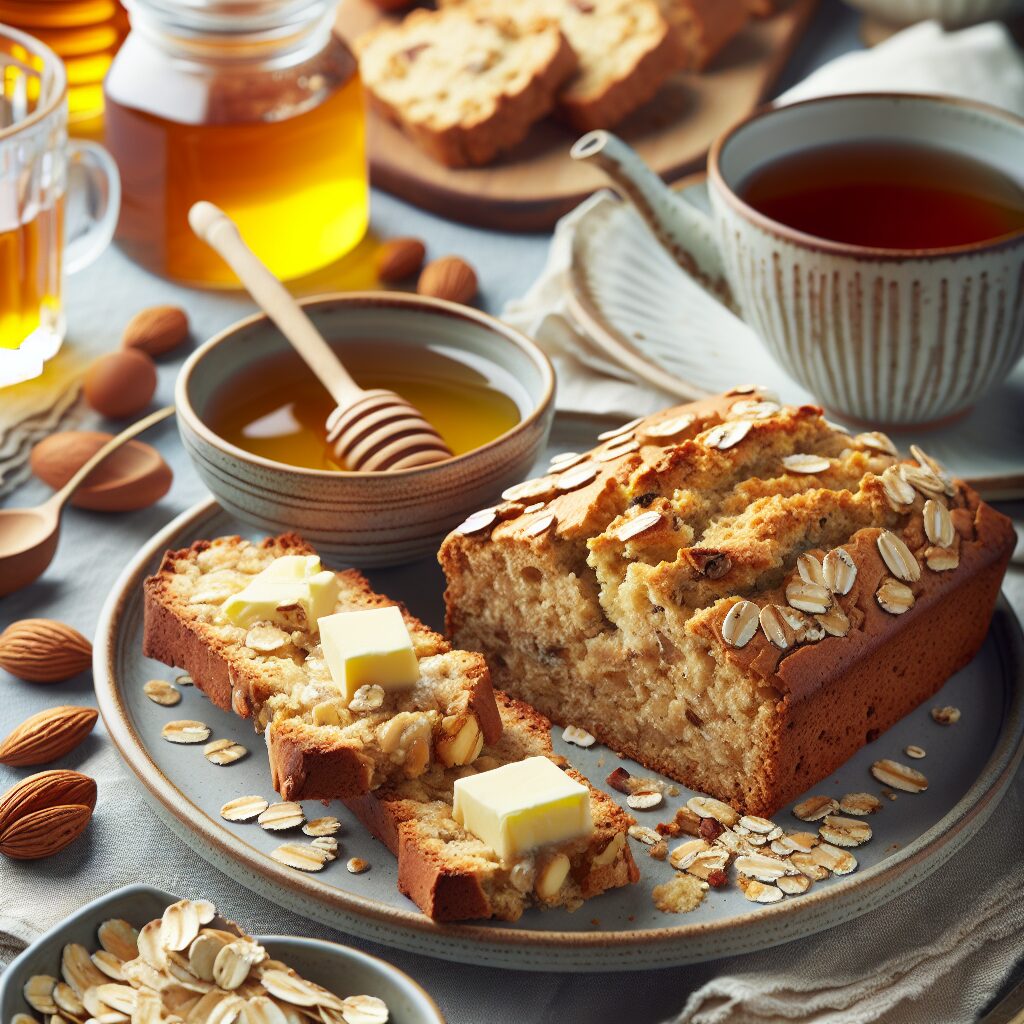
0, 769, 97, 834
122, 305, 190, 356
376, 237, 425, 283
0, 706, 98, 767
0, 619, 92, 683
417, 256, 478, 305
83, 349, 157, 419
0, 803, 92, 860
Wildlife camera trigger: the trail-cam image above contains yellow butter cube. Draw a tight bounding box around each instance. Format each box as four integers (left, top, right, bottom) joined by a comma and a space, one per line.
320, 605, 420, 702
223, 555, 339, 631
452, 755, 593, 862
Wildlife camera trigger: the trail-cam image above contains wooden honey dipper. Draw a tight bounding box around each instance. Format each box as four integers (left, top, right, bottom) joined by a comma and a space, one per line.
188, 202, 454, 472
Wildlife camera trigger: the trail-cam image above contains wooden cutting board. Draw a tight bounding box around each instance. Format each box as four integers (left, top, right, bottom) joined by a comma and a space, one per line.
336, 0, 818, 231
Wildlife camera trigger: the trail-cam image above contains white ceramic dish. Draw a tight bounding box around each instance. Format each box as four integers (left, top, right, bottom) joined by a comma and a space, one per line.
568, 186, 1024, 499
92, 414, 1024, 971
0, 884, 446, 1024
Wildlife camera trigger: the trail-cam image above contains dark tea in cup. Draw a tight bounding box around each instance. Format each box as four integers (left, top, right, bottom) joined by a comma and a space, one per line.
738, 139, 1024, 250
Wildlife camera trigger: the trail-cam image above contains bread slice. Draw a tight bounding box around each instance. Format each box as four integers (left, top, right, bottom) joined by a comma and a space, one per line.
143, 534, 502, 801
440, 391, 1017, 817
345, 691, 639, 921
442, 0, 684, 132
658, 0, 749, 70
356, 8, 577, 167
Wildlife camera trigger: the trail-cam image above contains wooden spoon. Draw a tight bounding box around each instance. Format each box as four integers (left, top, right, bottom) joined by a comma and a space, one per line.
0, 406, 175, 598
188, 202, 454, 472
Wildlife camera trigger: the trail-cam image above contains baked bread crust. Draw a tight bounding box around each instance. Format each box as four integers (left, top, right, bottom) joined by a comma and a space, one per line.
143, 534, 502, 801
659, 0, 749, 71
356, 8, 577, 167
345, 692, 640, 922
443, 0, 685, 132
440, 391, 1017, 816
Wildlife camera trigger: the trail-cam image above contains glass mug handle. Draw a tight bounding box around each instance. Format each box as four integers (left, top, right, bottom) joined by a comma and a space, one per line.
64, 139, 121, 275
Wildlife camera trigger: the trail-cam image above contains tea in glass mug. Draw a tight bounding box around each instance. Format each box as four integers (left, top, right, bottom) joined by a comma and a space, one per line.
0, 25, 119, 387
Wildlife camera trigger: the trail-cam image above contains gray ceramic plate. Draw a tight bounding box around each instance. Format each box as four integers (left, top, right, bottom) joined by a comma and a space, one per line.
0, 884, 445, 1023
93, 416, 1024, 971
568, 186, 1024, 498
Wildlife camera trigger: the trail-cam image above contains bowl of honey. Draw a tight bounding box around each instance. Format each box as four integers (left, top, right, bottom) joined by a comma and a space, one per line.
175, 292, 555, 565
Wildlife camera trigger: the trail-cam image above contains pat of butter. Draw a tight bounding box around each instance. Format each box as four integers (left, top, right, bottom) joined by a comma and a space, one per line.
320, 605, 420, 702
452, 755, 593, 862
223, 555, 339, 632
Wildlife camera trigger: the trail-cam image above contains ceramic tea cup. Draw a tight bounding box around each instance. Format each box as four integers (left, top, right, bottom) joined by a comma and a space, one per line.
572, 92, 1024, 426
176, 292, 555, 566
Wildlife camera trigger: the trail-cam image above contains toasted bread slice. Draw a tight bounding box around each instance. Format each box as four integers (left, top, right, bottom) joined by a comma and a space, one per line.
345, 691, 640, 922
357, 7, 577, 167
658, 0, 749, 71
143, 534, 502, 801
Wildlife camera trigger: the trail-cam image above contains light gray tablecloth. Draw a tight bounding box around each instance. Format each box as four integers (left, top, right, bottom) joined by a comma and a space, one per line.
2, 4, 1024, 1021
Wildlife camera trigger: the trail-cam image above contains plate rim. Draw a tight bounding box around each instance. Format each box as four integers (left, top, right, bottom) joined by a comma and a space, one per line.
94, 488, 1024, 970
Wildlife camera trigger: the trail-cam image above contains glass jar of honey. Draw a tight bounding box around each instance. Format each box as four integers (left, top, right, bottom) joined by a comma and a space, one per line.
104, 0, 368, 286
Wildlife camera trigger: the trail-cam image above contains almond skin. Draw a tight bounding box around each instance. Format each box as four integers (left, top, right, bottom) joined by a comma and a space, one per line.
417, 256, 478, 305
0, 803, 92, 860
0, 619, 92, 683
0, 706, 98, 767
83, 349, 157, 419
0, 770, 96, 835
376, 237, 425, 283
122, 305, 190, 357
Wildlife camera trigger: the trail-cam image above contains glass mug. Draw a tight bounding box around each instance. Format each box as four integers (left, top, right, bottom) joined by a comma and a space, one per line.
0, 25, 119, 388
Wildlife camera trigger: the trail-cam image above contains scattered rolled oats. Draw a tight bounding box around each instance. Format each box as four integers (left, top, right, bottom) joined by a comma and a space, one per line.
777, 874, 812, 894
786, 579, 831, 615
311, 836, 338, 860
626, 790, 663, 811
731, 399, 781, 420
562, 724, 596, 747
793, 795, 838, 821
818, 815, 872, 847
783, 454, 831, 474
341, 994, 390, 1024
880, 464, 916, 507
257, 802, 305, 831
23, 976, 57, 1015
854, 431, 898, 456
734, 853, 788, 881
303, 816, 341, 837
143, 679, 181, 706
876, 577, 915, 615
161, 719, 211, 744
759, 604, 793, 649
925, 545, 959, 571
524, 511, 557, 537
739, 879, 783, 903
910, 445, 956, 496
871, 759, 928, 793
668, 838, 710, 871
640, 412, 695, 442
702, 420, 753, 451
204, 738, 248, 766
790, 852, 829, 880
97, 918, 139, 962
628, 825, 661, 845
347, 857, 370, 874
816, 603, 850, 638
737, 815, 776, 835
811, 842, 858, 875
722, 599, 759, 648
616, 509, 662, 542
923, 499, 955, 548
271, 843, 329, 872
772, 831, 818, 855
905, 744, 927, 759
220, 795, 269, 822
931, 705, 961, 725
902, 462, 946, 499
796, 553, 826, 587
686, 795, 740, 827
822, 548, 857, 596
838, 792, 882, 816
349, 684, 385, 713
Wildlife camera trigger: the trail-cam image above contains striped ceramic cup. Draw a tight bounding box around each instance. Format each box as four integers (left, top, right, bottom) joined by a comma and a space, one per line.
573, 94, 1024, 426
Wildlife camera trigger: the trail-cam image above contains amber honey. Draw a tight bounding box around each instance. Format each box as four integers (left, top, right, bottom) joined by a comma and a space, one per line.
206, 343, 522, 472
0, 0, 128, 125
0, 203, 63, 351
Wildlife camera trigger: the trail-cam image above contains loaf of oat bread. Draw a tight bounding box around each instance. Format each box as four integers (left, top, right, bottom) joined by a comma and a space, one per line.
143, 534, 502, 801
441, 0, 684, 132
658, 0, 749, 71
356, 8, 577, 167
346, 691, 639, 921
440, 390, 1016, 817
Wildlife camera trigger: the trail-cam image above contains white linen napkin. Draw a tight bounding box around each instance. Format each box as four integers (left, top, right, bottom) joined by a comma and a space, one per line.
503, 20, 1024, 419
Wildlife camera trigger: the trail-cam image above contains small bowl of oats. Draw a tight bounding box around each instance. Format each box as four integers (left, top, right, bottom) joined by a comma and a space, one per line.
0, 886, 446, 1024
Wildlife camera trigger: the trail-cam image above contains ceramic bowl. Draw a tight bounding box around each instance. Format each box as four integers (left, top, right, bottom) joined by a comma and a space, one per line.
842, 0, 1024, 28
176, 292, 555, 566
0, 884, 446, 1024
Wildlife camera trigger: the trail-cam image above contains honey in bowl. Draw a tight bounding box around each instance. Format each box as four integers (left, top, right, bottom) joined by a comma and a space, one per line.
738, 140, 1024, 249
206, 341, 522, 472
